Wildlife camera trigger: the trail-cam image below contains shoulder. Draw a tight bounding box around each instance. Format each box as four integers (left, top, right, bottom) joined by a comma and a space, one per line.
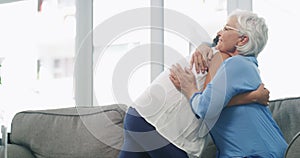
221, 55, 258, 75
224, 55, 257, 67
225, 55, 247, 63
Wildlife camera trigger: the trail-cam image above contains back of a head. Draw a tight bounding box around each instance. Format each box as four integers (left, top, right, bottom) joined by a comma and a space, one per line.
229, 9, 268, 57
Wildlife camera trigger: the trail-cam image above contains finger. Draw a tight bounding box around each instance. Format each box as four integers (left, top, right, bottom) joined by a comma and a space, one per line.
194, 53, 200, 73
169, 69, 176, 80
258, 83, 264, 91
171, 64, 179, 71
169, 75, 175, 82
185, 67, 194, 75
169, 74, 177, 82
265, 88, 270, 96
171, 65, 177, 75
173, 77, 180, 86
169, 75, 180, 88
175, 63, 184, 73
169, 70, 178, 82
169, 68, 176, 76
261, 84, 270, 98
169, 75, 176, 85
261, 83, 270, 95
262, 100, 269, 106
206, 49, 214, 69
208, 48, 214, 61
172, 64, 183, 78
201, 56, 208, 73
196, 53, 204, 73
263, 102, 268, 106
189, 54, 195, 69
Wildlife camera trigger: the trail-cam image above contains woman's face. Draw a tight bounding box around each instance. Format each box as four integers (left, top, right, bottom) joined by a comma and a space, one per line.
216, 17, 242, 54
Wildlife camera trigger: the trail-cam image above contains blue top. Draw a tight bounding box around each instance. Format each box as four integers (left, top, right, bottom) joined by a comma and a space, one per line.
190, 55, 288, 157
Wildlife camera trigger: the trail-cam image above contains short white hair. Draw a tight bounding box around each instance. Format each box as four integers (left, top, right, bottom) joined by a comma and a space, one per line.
228, 9, 268, 57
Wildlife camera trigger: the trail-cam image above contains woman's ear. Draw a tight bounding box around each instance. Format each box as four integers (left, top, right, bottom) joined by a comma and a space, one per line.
237, 35, 249, 46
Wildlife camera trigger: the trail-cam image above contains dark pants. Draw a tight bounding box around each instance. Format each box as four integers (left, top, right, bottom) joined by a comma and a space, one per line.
118, 107, 188, 158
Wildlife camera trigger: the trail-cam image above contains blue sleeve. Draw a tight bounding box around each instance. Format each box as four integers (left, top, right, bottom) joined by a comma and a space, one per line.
189, 56, 261, 121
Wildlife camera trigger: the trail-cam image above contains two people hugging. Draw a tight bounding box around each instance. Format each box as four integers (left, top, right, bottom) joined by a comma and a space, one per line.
119, 9, 287, 158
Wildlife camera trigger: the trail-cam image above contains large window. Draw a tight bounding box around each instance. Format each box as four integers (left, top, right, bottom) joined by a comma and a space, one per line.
253, 0, 300, 99
0, 0, 76, 131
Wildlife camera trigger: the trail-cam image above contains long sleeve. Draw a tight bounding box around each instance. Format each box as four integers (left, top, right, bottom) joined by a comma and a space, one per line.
189, 55, 261, 129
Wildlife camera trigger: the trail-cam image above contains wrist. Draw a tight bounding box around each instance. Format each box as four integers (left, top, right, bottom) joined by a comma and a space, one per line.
184, 88, 199, 100
251, 91, 259, 103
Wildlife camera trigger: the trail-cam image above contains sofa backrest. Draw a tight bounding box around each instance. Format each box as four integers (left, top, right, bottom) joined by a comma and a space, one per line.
10, 104, 127, 158
269, 97, 300, 144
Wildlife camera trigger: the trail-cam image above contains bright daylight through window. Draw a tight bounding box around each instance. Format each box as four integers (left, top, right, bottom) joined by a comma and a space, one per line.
0, 0, 76, 131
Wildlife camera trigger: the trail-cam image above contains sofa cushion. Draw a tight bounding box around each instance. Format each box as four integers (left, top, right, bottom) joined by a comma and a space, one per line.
269, 97, 300, 143
0, 144, 35, 158
10, 104, 127, 158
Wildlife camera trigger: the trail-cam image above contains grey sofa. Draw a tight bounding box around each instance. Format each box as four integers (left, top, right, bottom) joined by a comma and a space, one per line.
1, 97, 300, 158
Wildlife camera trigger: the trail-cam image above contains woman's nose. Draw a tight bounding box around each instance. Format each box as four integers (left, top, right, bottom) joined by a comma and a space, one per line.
217, 30, 222, 35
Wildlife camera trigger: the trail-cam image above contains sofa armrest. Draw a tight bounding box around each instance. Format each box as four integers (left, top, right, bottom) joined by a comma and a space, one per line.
285, 131, 300, 158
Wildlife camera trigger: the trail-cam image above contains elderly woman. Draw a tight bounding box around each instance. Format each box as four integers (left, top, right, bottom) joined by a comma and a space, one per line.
171, 9, 288, 157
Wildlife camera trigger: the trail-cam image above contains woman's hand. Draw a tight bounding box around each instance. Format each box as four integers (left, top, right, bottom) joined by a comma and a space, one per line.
189, 44, 214, 74
253, 83, 270, 106
169, 68, 181, 91
169, 64, 199, 99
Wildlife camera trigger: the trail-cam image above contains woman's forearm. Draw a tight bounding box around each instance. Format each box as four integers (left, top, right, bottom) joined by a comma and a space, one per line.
228, 84, 269, 106
227, 91, 258, 106
204, 72, 263, 106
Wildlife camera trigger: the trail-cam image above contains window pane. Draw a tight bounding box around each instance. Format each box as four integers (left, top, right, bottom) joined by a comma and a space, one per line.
0, 0, 76, 131
253, 0, 300, 99
164, 0, 227, 63
93, 0, 150, 105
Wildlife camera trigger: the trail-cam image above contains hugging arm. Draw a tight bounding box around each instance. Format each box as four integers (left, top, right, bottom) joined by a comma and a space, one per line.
228, 84, 269, 106
171, 56, 266, 120
202, 52, 270, 106
192, 57, 261, 120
